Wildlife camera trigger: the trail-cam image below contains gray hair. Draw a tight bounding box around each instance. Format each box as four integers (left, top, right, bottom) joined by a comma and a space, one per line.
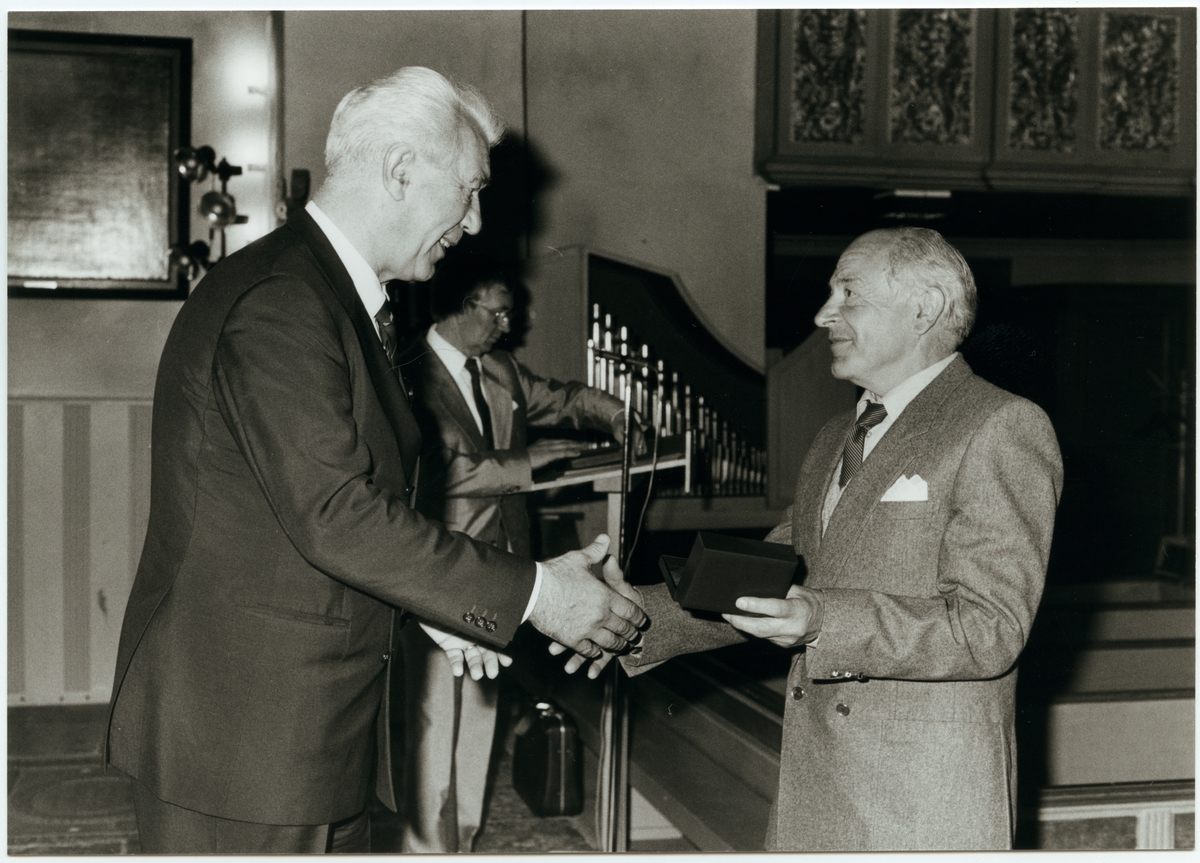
324, 66, 505, 181
879, 227, 977, 349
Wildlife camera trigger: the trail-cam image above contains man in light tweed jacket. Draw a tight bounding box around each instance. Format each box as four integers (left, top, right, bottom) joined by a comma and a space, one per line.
620, 227, 1063, 851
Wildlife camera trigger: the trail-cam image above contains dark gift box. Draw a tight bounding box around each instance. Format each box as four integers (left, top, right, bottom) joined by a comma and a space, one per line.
658, 531, 798, 615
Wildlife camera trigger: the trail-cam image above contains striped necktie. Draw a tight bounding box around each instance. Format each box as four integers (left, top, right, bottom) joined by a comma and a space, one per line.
374, 304, 413, 399
374, 305, 398, 366
839, 402, 888, 488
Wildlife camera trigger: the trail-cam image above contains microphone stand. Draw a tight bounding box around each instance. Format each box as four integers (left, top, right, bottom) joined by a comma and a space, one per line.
592, 347, 652, 853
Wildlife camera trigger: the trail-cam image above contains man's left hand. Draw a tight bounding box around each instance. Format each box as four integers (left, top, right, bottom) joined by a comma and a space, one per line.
418, 622, 512, 680
722, 585, 824, 648
611, 411, 648, 457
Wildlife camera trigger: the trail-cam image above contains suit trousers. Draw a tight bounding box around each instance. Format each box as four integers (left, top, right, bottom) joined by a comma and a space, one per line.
401, 623, 499, 852
131, 779, 370, 854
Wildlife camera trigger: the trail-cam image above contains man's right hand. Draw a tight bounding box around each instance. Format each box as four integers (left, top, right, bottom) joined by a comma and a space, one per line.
530, 534, 648, 658
527, 438, 588, 470
548, 551, 645, 678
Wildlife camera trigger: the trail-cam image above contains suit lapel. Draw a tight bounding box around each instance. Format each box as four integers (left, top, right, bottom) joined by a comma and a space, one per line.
794, 422, 847, 559
422, 341, 489, 450
287, 211, 422, 478
814, 356, 972, 582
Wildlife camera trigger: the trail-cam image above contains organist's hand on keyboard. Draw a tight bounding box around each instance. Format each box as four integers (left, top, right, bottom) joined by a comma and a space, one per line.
528, 438, 588, 470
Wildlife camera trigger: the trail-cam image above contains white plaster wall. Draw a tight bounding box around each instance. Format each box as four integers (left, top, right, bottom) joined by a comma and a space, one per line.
282, 10, 524, 193
525, 10, 768, 371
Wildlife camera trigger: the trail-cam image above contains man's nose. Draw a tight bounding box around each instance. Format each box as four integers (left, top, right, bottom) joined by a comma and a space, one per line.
815, 296, 839, 328
462, 196, 482, 236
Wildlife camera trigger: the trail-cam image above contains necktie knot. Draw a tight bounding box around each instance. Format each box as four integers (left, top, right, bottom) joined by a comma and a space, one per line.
375, 306, 398, 365
856, 401, 888, 432
839, 401, 887, 488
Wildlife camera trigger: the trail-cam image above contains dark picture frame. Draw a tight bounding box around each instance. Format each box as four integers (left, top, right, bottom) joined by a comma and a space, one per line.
8, 29, 192, 299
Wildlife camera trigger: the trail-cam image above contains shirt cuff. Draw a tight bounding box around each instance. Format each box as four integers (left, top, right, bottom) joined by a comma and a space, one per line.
522, 561, 543, 623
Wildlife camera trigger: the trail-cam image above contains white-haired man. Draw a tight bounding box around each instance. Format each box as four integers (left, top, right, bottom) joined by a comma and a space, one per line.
106, 67, 644, 854
619, 227, 1063, 851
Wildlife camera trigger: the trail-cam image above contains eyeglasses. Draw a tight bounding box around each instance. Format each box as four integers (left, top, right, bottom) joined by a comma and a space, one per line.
471, 299, 511, 325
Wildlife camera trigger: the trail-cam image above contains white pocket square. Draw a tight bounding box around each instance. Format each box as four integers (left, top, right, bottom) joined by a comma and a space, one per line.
512, 399, 520, 411
881, 474, 928, 502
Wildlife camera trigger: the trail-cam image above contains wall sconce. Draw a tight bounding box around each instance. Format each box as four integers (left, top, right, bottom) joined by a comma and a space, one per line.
174, 145, 216, 182
172, 145, 249, 265
167, 240, 213, 283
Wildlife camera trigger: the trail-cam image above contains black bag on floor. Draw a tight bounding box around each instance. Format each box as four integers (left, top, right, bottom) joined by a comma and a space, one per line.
511, 701, 584, 817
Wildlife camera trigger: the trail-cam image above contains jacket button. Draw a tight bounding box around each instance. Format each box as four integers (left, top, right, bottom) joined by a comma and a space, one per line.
791, 686, 805, 700
855, 672, 867, 681
381, 653, 390, 664
463, 612, 475, 624
836, 703, 850, 716
485, 620, 497, 633
405, 485, 414, 496
830, 670, 841, 678
474, 617, 485, 628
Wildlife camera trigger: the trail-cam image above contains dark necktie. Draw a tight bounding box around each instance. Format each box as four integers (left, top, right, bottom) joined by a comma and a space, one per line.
375, 303, 414, 399
375, 305, 398, 366
466, 357, 495, 449
839, 402, 888, 488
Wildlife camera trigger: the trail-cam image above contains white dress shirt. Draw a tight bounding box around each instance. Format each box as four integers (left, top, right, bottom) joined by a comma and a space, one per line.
426, 324, 489, 437
305, 201, 389, 336
821, 352, 958, 533
302, 201, 543, 622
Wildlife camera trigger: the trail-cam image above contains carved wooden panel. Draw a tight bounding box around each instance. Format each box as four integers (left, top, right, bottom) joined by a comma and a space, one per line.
1099, 11, 1181, 152
888, 9, 975, 146
788, 9, 868, 146
989, 7, 1194, 194
1007, 8, 1081, 152
758, 8, 1195, 194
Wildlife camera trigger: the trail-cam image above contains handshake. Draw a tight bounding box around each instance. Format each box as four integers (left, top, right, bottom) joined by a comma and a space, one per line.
421, 533, 648, 682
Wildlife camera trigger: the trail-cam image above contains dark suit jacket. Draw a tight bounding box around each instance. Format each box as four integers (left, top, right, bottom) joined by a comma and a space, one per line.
405, 335, 621, 557
625, 357, 1063, 851
106, 211, 536, 826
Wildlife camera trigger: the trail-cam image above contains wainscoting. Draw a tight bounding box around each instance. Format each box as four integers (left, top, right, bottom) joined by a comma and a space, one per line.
8, 399, 152, 706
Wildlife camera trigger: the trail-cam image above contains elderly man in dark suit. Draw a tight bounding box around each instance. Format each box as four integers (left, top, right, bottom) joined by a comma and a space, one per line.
398, 254, 633, 851
105, 66, 645, 855
616, 227, 1063, 851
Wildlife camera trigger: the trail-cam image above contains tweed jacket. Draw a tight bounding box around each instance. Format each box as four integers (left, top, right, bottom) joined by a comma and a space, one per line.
106, 210, 536, 827
624, 356, 1063, 851
404, 336, 622, 557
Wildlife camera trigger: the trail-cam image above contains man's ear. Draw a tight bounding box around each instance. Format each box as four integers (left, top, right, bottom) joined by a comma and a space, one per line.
383, 143, 417, 202
913, 286, 946, 336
